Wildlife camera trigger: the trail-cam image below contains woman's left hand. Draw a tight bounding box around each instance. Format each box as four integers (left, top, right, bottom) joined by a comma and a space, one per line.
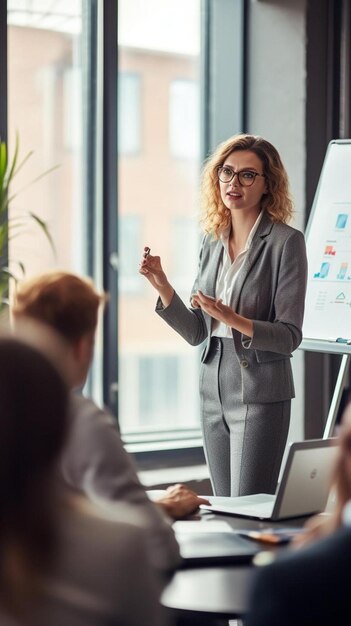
192, 290, 235, 326
193, 290, 254, 338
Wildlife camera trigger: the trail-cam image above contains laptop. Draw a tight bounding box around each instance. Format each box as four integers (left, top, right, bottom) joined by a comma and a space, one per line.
173, 521, 260, 567
200, 438, 339, 521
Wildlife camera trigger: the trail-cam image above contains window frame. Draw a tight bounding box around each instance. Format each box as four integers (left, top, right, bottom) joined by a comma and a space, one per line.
0, 0, 8, 272
101, 0, 119, 412
0, 0, 7, 144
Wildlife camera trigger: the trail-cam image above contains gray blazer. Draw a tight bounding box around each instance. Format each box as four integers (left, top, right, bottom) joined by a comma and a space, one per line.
156, 212, 307, 403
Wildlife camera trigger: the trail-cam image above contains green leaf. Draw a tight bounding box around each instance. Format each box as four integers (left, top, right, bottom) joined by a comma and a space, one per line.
0, 221, 8, 252
0, 141, 8, 216
4, 163, 60, 211
29, 212, 57, 257
0, 141, 7, 189
17, 260, 26, 276
0, 272, 9, 304
6, 130, 20, 185
0, 134, 57, 304
0, 266, 18, 281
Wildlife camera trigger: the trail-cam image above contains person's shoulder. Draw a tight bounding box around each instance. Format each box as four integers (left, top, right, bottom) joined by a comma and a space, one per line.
268, 220, 305, 250
271, 220, 304, 238
200, 232, 217, 248
55, 498, 157, 612
199, 232, 221, 259
64, 496, 166, 568
70, 390, 102, 413
67, 393, 121, 451
70, 392, 115, 428
67, 495, 147, 539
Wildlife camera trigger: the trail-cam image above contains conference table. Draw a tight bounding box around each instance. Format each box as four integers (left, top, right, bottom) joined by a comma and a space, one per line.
162, 509, 309, 625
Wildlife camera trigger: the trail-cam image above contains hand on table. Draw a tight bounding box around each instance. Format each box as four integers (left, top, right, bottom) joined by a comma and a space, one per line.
291, 512, 338, 549
156, 483, 211, 520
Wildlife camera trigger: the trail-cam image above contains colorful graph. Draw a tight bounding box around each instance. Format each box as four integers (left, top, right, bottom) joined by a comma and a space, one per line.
337, 262, 348, 280
336, 214, 348, 229
314, 262, 330, 279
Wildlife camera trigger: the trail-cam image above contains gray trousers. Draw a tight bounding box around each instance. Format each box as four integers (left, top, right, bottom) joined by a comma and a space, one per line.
200, 337, 290, 497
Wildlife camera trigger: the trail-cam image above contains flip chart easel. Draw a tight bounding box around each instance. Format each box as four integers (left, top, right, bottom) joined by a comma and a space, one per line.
302, 139, 351, 438
301, 340, 351, 438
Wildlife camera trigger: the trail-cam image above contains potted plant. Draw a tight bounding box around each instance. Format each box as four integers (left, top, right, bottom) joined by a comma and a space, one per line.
0, 133, 57, 317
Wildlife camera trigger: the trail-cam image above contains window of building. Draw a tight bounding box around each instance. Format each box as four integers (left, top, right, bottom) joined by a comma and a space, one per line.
119, 352, 200, 435
7, 0, 85, 277
118, 72, 141, 156
63, 66, 82, 153
169, 79, 199, 159
170, 215, 199, 295
118, 214, 143, 294
117, 0, 202, 441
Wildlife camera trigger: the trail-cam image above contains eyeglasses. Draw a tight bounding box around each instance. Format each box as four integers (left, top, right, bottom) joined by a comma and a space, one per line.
217, 166, 266, 187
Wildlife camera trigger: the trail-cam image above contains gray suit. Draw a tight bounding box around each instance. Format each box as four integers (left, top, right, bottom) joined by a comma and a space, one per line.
156, 212, 307, 495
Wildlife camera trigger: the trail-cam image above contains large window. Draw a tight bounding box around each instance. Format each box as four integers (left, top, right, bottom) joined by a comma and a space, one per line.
4, 0, 245, 452
7, 0, 85, 277
117, 0, 202, 438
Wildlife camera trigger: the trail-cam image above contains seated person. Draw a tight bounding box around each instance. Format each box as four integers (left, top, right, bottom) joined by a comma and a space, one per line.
0, 337, 165, 626
12, 271, 210, 578
244, 409, 351, 626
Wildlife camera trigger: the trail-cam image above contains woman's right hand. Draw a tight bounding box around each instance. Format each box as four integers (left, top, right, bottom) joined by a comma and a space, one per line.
139, 246, 168, 289
139, 246, 175, 306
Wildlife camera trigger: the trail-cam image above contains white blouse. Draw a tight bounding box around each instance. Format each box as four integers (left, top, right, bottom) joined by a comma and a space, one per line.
212, 211, 263, 338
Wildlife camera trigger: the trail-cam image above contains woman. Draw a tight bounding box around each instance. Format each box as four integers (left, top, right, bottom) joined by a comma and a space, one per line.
0, 337, 164, 626
140, 134, 307, 497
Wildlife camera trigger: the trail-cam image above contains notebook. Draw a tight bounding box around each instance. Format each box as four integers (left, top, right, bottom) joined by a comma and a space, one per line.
173, 521, 260, 566
200, 438, 339, 521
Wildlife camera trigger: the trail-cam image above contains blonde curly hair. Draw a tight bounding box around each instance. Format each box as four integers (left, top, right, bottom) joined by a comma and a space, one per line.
200, 134, 294, 238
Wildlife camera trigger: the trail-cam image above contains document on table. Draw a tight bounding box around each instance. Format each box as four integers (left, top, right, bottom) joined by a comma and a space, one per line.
173, 520, 235, 534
